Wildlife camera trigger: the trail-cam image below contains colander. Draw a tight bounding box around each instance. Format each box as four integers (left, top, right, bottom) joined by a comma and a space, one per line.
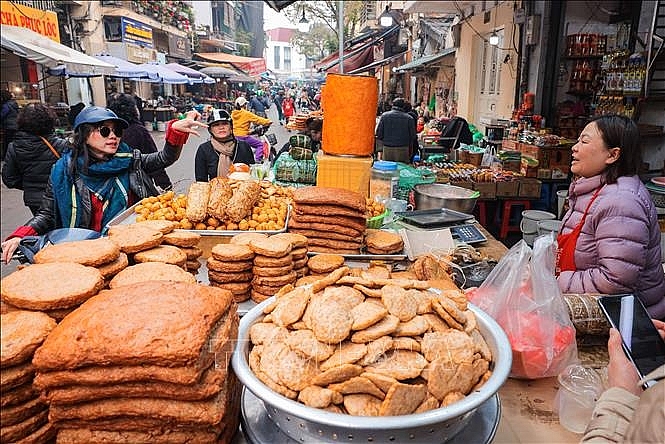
231, 298, 512, 443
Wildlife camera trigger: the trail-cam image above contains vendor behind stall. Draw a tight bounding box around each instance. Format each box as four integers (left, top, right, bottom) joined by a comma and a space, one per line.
194, 109, 254, 181
375, 97, 416, 163
556, 114, 665, 319
1, 107, 204, 264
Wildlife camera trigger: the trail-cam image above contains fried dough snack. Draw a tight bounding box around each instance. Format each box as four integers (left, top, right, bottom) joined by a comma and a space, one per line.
226, 181, 261, 223
185, 182, 210, 223
207, 177, 233, 220
248, 267, 494, 416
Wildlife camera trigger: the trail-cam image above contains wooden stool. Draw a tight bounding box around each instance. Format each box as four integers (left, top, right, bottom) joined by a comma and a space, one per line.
474, 201, 488, 227
499, 200, 531, 239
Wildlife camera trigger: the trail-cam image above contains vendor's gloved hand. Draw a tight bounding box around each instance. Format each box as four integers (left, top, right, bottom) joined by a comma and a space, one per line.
172, 110, 207, 137
1, 237, 21, 264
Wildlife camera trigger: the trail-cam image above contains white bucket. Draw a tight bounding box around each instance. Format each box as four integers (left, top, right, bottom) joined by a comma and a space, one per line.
156, 121, 166, 132
537, 219, 563, 236
557, 190, 569, 219
144, 121, 153, 131
523, 231, 538, 246
520, 210, 556, 234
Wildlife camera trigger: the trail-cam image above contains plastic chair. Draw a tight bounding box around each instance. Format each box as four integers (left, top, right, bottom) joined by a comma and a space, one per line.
498, 200, 531, 239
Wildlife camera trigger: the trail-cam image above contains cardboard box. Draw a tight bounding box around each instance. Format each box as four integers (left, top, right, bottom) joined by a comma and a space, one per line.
520, 157, 539, 178
518, 178, 542, 198
452, 180, 474, 191
502, 160, 521, 173
537, 168, 553, 179
316, 153, 373, 197
519, 144, 572, 170
473, 182, 497, 199
502, 140, 521, 151
496, 180, 520, 197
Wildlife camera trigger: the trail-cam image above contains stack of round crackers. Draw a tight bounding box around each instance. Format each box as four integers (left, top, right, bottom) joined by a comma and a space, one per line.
1, 263, 105, 321
33, 237, 128, 286
248, 236, 297, 303
365, 230, 404, 255
1, 311, 57, 443
207, 243, 255, 303
273, 233, 309, 278
162, 230, 203, 275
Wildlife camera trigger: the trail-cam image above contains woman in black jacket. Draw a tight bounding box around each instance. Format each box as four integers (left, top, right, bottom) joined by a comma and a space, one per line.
108, 93, 173, 190
194, 108, 254, 181
1, 107, 204, 264
2, 103, 69, 215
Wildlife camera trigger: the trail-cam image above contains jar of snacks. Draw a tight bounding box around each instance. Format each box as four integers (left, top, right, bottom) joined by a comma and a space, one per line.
370, 160, 399, 201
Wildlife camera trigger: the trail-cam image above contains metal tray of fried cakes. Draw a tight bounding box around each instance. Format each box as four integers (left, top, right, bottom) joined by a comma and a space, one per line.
106, 202, 290, 236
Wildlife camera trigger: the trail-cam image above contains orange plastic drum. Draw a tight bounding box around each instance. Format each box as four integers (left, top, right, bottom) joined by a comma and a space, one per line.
321, 74, 378, 157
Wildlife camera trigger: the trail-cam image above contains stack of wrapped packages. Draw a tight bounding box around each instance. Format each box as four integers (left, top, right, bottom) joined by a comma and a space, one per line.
274, 135, 318, 187
31, 281, 240, 443
288, 186, 366, 254
1, 311, 57, 443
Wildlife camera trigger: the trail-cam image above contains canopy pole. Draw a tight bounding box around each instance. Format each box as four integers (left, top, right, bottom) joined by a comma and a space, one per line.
338, 0, 344, 74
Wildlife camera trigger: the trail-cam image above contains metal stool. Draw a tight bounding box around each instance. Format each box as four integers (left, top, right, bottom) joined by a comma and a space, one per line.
499, 200, 531, 239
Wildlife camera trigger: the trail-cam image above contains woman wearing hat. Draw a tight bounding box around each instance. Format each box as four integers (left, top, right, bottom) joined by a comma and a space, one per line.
194, 109, 255, 181
231, 96, 272, 162
1, 106, 204, 264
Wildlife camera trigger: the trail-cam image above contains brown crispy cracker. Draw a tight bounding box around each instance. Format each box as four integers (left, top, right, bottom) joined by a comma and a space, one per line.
320, 342, 368, 371
311, 364, 363, 386
343, 394, 382, 416
351, 315, 399, 343
378, 382, 427, 416
328, 376, 385, 400
351, 301, 388, 330
364, 350, 428, 380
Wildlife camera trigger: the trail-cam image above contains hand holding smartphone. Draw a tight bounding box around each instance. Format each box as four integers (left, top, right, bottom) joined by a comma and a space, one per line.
598, 294, 665, 385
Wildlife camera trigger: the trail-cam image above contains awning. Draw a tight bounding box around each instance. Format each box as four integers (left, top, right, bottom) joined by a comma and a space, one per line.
199, 65, 254, 83
394, 48, 457, 73
315, 25, 399, 74
347, 51, 408, 75
194, 53, 266, 77
93, 54, 158, 79
164, 63, 216, 84
404, 1, 481, 14
0, 24, 115, 75
263, 1, 297, 12
135, 63, 190, 84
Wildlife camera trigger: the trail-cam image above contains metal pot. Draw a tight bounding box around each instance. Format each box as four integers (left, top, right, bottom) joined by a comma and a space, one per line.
414, 183, 479, 213
232, 298, 512, 443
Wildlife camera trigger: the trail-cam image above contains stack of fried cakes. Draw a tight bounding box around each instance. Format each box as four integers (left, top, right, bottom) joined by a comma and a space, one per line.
288, 186, 366, 254
31, 282, 241, 444
1, 311, 57, 443
365, 230, 404, 255
272, 233, 309, 278
32, 237, 127, 289
109, 222, 203, 276
248, 236, 297, 303
1, 262, 105, 322
207, 243, 256, 303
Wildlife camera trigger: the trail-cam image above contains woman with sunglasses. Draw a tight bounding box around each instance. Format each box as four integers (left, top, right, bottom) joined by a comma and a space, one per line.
1, 106, 205, 264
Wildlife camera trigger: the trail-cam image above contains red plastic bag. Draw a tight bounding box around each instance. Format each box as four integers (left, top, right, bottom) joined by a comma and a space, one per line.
468, 235, 578, 379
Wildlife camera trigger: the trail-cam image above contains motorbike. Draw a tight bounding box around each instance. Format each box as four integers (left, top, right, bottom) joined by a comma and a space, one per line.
248, 124, 278, 163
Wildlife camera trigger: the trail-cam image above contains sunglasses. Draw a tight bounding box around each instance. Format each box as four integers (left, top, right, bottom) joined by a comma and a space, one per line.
95, 125, 123, 138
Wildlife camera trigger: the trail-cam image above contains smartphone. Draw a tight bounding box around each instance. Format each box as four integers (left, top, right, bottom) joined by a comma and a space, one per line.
598, 294, 665, 383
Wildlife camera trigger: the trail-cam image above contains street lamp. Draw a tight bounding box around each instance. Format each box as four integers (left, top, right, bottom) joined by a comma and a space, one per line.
379, 5, 394, 27
297, 7, 310, 33
489, 32, 499, 46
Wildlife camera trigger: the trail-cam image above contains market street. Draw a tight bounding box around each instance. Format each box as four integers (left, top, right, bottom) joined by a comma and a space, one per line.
0, 103, 289, 278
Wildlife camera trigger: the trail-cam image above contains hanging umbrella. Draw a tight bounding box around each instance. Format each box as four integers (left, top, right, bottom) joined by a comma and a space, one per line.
94, 54, 158, 80
135, 62, 190, 84
164, 63, 216, 84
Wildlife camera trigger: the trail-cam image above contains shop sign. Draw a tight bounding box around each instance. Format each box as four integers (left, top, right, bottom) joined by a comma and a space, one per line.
0, 3, 60, 42
126, 44, 155, 64
121, 17, 153, 48
168, 34, 191, 59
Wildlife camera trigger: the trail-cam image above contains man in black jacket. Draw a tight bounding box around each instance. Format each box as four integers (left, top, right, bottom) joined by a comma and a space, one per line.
375, 97, 416, 163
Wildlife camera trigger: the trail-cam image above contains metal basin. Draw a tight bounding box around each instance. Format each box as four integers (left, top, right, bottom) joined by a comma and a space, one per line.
232, 297, 512, 443
414, 183, 479, 213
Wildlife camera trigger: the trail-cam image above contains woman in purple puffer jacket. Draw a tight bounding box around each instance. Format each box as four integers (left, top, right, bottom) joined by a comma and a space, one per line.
556, 114, 665, 319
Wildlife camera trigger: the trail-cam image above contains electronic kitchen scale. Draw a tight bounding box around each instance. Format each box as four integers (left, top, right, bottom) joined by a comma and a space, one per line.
395, 209, 474, 228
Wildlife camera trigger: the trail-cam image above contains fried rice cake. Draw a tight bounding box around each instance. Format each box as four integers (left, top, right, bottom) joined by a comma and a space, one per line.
107, 224, 163, 254
307, 254, 345, 274
133, 245, 188, 268
96, 252, 128, 279
211, 243, 254, 262
1, 311, 56, 368
33, 237, 120, 267
293, 187, 366, 212
32, 281, 233, 371
0, 263, 104, 311
162, 230, 201, 248
109, 263, 196, 289
135, 220, 179, 234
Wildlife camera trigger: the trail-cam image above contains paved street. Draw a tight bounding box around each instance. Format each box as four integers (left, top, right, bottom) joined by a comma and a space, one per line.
0, 103, 290, 278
